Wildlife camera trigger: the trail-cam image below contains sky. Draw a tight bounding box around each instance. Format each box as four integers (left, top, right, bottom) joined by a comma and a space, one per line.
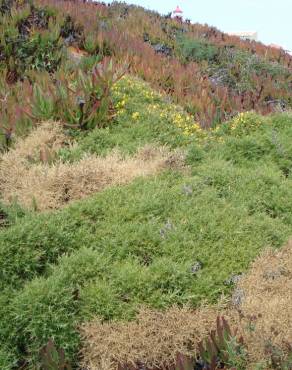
105, 0, 292, 51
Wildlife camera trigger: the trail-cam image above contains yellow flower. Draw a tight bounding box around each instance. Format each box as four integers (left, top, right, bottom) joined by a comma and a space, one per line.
132, 112, 140, 120
116, 100, 126, 109
116, 109, 125, 116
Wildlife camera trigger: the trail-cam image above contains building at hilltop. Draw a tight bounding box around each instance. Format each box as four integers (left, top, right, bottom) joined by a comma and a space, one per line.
172, 5, 183, 22
228, 31, 258, 42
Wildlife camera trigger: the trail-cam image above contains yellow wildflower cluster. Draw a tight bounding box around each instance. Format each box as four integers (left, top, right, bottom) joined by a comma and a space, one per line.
113, 78, 267, 143
209, 111, 266, 144
229, 111, 264, 134
112, 76, 204, 139
114, 76, 161, 102
171, 113, 203, 136
112, 80, 130, 118
155, 104, 205, 138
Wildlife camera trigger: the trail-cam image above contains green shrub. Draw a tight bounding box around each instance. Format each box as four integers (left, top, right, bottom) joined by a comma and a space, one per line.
80, 280, 129, 321
0, 4, 63, 80
220, 136, 267, 163
59, 76, 193, 159
185, 145, 205, 164
176, 36, 218, 63
0, 348, 15, 370
0, 210, 94, 289
0, 159, 290, 290
4, 248, 109, 366
0, 290, 17, 369
2, 249, 194, 365
210, 49, 291, 94
0, 201, 26, 227
0, 109, 292, 367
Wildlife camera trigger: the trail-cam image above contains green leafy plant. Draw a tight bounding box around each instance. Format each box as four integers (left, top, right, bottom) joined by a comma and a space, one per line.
265, 341, 292, 370
174, 353, 195, 370
40, 340, 72, 370
198, 316, 247, 369
0, 2, 74, 83
22, 25, 63, 72
23, 58, 127, 130
65, 58, 127, 130
0, 92, 23, 149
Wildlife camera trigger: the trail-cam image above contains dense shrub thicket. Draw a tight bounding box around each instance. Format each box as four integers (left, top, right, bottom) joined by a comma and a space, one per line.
0, 100, 292, 366
0, 0, 292, 368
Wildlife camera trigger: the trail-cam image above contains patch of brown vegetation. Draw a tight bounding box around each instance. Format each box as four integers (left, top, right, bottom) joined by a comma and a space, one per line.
236, 240, 292, 365
1, 121, 66, 163
0, 122, 184, 211
80, 307, 221, 370
67, 46, 89, 64
81, 240, 292, 370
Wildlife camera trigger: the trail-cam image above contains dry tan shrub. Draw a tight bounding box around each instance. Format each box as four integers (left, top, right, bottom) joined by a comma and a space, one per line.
0, 121, 66, 204
80, 241, 292, 370
80, 306, 221, 370
0, 125, 184, 210
1, 121, 65, 163
235, 240, 292, 365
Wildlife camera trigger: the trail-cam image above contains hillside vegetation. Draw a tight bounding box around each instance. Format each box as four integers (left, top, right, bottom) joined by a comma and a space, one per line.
0, 0, 291, 369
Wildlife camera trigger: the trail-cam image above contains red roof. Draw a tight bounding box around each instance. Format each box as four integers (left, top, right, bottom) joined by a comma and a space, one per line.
173, 6, 183, 14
